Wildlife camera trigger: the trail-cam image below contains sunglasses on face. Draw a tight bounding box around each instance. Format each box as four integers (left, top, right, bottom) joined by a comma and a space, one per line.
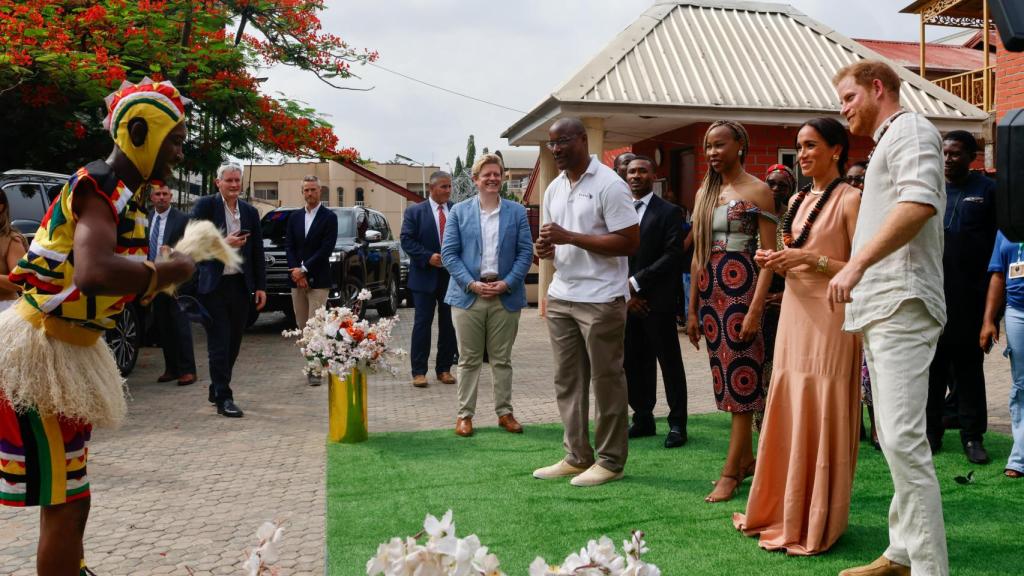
846, 175, 864, 185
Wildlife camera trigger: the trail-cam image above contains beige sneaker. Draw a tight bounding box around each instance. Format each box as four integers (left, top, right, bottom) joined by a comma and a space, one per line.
532, 459, 587, 480
838, 556, 910, 576
570, 464, 624, 487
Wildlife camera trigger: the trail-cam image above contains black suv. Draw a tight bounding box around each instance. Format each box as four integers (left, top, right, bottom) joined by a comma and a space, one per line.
259, 206, 402, 322
1, 169, 144, 376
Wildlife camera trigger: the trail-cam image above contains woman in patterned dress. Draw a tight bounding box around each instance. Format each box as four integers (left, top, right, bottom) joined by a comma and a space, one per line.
687, 120, 777, 503
0, 188, 27, 313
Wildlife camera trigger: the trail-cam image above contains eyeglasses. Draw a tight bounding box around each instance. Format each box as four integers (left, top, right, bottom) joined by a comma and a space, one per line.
545, 133, 582, 150
846, 175, 864, 185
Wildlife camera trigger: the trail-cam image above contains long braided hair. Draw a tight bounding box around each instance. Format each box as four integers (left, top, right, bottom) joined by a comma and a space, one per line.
692, 120, 750, 271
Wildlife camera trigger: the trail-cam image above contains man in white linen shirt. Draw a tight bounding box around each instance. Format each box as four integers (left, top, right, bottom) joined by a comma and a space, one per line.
829, 60, 948, 576
532, 117, 640, 487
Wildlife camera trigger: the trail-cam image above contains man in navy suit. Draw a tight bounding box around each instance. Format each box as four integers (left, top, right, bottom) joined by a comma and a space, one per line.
149, 182, 196, 386
400, 171, 457, 388
190, 163, 267, 417
622, 156, 687, 448
286, 175, 338, 385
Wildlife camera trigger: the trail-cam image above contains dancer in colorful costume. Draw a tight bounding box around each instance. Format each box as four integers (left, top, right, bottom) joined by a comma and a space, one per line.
0, 78, 195, 576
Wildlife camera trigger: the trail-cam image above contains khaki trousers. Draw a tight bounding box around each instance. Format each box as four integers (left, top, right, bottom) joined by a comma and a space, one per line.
452, 297, 521, 419
546, 297, 629, 473
291, 288, 330, 330
862, 299, 948, 576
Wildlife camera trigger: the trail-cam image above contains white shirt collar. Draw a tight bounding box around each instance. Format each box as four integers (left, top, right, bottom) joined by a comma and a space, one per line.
634, 191, 655, 207
305, 202, 322, 215
428, 197, 446, 212
872, 109, 907, 142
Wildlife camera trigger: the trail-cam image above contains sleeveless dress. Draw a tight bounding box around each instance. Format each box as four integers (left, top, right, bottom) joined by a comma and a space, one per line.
733, 183, 862, 555
697, 200, 768, 413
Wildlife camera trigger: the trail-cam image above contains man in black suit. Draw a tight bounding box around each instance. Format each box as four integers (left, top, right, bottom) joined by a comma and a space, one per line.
149, 182, 196, 386
623, 156, 688, 448
400, 171, 457, 388
190, 163, 267, 417
286, 175, 338, 385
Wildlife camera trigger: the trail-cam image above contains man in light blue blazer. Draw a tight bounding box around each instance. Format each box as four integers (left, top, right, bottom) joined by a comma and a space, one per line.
442, 154, 533, 437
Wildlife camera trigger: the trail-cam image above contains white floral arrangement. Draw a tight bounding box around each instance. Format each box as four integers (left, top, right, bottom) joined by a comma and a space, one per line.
528, 531, 661, 576
283, 289, 405, 377
366, 511, 660, 576
366, 510, 505, 576
242, 521, 285, 576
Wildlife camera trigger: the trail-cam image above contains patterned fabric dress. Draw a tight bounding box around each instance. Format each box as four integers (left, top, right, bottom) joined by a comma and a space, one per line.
698, 200, 767, 413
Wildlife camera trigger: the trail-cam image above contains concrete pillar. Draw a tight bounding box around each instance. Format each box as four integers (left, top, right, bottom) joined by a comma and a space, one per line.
583, 117, 605, 156
535, 145, 558, 316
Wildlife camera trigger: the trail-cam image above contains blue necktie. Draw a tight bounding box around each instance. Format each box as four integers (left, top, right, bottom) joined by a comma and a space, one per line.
149, 214, 163, 261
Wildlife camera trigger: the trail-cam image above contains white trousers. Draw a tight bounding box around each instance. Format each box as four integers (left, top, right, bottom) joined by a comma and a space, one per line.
861, 299, 948, 576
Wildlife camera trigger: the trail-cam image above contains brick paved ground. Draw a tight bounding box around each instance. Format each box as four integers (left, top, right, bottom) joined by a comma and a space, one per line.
0, 306, 1013, 575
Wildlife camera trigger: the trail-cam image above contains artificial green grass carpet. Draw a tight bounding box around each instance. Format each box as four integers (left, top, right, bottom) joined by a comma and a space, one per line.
326, 414, 1021, 575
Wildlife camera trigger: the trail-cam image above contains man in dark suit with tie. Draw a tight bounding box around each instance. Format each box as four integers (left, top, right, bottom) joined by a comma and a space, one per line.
286, 175, 338, 385
400, 171, 457, 388
623, 156, 688, 448
190, 163, 267, 417
149, 182, 196, 386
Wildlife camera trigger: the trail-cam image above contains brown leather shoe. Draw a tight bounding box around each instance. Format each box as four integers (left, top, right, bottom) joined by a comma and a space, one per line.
455, 417, 473, 437
498, 414, 523, 433
437, 372, 456, 385
177, 373, 197, 386
412, 375, 428, 388
838, 555, 910, 576
157, 372, 177, 383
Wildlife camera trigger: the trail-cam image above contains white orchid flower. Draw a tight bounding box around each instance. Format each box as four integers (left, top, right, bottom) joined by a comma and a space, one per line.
423, 510, 454, 539
358, 288, 373, 301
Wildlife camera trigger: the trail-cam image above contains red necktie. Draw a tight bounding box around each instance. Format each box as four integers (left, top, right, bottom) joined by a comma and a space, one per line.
438, 204, 446, 243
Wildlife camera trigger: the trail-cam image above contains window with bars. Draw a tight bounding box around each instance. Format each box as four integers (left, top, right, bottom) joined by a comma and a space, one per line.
253, 181, 278, 201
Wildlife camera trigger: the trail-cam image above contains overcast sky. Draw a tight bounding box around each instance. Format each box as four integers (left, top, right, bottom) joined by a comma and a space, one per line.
260, 1, 959, 170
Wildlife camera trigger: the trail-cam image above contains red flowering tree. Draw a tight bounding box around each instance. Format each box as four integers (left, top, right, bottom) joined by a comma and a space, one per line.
0, 0, 375, 190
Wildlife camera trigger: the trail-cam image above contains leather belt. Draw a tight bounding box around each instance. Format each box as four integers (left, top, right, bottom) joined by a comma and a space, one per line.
479, 274, 499, 283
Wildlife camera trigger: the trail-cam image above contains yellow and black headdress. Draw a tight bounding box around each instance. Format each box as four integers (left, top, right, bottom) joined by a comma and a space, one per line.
103, 77, 191, 180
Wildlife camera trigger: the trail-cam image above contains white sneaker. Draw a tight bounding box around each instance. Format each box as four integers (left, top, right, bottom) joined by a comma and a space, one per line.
532, 459, 587, 480
570, 464, 624, 487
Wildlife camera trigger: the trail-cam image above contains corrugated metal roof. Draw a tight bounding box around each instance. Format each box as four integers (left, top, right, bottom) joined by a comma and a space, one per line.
547, 0, 985, 119
855, 38, 989, 74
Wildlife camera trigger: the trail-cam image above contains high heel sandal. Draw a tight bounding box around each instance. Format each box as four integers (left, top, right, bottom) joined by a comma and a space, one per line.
705, 474, 740, 503
743, 459, 756, 479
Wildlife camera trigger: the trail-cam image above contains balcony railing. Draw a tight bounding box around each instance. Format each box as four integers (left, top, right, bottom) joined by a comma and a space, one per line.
935, 66, 995, 112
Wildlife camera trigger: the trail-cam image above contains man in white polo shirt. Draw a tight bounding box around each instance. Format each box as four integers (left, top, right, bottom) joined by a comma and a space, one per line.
532, 117, 640, 487
829, 60, 948, 576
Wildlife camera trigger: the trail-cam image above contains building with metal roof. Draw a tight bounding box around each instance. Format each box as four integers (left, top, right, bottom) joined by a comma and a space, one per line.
504, 0, 987, 150
505, 0, 990, 312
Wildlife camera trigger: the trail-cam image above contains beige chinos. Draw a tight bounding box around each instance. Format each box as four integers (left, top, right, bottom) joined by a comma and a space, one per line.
453, 296, 521, 419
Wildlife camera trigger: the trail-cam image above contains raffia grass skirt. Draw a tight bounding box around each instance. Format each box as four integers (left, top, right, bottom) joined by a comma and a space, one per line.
0, 304, 126, 428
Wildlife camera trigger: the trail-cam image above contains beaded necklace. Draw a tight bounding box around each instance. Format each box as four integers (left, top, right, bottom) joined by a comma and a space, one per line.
781, 177, 844, 248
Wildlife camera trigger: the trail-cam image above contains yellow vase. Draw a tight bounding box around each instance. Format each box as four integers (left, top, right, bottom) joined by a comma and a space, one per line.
328, 367, 368, 443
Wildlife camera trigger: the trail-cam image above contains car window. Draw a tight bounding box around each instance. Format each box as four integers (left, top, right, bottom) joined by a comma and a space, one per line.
3, 183, 46, 222
260, 209, 295, 243
376, 214, 392, 240
335, 210, 357, 238
45, 182, 63, 204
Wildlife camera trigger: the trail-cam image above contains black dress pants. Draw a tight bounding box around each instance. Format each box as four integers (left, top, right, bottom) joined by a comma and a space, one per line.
624, 310, 688, 429
199, 275, 249, 403
927, 314, 987, 444
153, 292, 196, 377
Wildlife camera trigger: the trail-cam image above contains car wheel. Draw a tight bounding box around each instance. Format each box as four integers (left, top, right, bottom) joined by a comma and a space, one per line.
340, 277, 365, 319
105, 305, 141, 376
376, 274, 399, 317
246, 297, 260, 329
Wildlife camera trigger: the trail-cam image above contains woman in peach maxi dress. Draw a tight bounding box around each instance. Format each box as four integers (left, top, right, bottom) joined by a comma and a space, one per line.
733, 118, 862, 555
